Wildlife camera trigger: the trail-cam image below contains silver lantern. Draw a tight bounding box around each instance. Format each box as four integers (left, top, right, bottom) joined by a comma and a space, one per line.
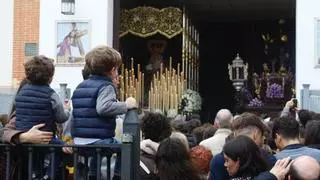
228, 53, 248, 91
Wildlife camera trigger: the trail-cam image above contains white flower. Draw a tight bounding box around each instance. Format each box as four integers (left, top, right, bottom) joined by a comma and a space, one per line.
179, 89, 202, 114
167, 109, 178, 118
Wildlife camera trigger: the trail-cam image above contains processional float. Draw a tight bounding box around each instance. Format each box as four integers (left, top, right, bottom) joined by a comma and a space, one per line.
119, 6, 199, 113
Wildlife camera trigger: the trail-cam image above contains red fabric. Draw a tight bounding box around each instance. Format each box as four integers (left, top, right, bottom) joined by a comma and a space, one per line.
190, 145, 213, 174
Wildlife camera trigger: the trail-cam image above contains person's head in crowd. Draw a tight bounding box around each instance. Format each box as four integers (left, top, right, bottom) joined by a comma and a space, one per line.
232, 112, 267, 147
298, 109, 313, 127
192, 126, 205, 144
234, 105, 245, 115
223, 135, 268, 178
24, 55, 55, 85
311, 113, 320, 120
141, 112, 172, 142
85, 45, 122, 80
202, 125, 217, 140
10, 78, 29, 116
265, 121, 278, 153
190, 146, 212, 176
82, 63, 91, 80
155, 138, 200, 180
272, 116, 300, 150
170, 131, 190, 150
299, 126, 305, 144
304, 120, 320, 147
288, 156, 320, 180
185, 119, 201, 134
171, 119, 187, 133
214, 109, 233, 129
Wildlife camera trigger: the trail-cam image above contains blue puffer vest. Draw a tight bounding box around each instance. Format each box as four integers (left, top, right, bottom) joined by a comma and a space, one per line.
71, 75, 116, 139
15, 84, 55, 132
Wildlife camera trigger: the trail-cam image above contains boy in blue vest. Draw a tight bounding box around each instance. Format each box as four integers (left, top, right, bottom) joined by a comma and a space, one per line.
71, 45, 137, 179
15, 55, 70, 179
15, 55, 70, 133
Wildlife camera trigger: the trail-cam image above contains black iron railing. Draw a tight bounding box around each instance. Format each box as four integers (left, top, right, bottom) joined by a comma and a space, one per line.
0, 109, 140, 180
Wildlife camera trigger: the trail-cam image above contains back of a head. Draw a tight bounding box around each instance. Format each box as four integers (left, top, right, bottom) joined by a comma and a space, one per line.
272, 116, 299, 140
141, 112, 172, 142
156, 138, 200, 180
203, 125, 217, 140
192, 126, 205, 144
85, 45, 122, 76
223, 135, 268, 177
289, 156, 320, 180
190, 145, 212, 175
24, 55, 55, 85
171, 120, 187, 133
304, 120, 320, 146
232, 112, 266, 135
170, 131, 190, 150
312, 113, 320, 121
298, 109, 313, 127
215, 109, 233, 129
186, 119, 201, 133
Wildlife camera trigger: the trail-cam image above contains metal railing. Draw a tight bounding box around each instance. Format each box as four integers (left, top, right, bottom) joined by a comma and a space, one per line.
0, 109, 140, 180
301, 84, 320, 113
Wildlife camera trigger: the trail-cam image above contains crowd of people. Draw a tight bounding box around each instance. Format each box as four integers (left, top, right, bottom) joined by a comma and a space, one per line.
1, 45, 320, 180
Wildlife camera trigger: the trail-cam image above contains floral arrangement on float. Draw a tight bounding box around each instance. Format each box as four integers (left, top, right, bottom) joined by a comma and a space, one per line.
178, 89, 202, 115
266, 83, 284, 99
248, 97, 264, 107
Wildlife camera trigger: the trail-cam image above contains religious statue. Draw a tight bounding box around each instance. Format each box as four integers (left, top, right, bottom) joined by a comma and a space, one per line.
145, 39, 167, 73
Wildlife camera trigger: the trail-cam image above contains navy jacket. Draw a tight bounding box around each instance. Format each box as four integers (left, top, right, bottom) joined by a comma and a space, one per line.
71, 75, 116, 139
15, 84, 55, 132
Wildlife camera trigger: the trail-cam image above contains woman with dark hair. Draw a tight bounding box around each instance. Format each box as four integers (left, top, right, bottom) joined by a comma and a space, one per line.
155, 138, 200, 180
223, 135, 268, 179
304, 120, 320, 149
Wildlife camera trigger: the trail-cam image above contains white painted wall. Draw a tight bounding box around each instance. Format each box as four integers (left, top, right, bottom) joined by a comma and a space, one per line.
296, 0, 320, 102
0, 1, 14, 87
39, 0, 114, 93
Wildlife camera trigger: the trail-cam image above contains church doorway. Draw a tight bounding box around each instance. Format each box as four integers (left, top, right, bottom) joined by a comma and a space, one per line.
118, 0, 296, 122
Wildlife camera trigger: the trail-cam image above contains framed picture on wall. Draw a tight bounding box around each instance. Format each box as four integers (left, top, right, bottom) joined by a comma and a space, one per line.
315, 18, 320, 68
55, 20, 91, 66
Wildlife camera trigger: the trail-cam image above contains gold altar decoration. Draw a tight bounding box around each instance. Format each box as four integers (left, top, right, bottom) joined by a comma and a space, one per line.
119, 59, 145, 107
182, 6, 199, 91
119, 6, 200, 100
120, 7, 183, 39
148, 58, 187, 113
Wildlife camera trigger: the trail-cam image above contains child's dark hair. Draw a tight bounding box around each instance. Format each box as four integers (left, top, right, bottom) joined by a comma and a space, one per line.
24, 55, 55, 84
85, 45, 122, 76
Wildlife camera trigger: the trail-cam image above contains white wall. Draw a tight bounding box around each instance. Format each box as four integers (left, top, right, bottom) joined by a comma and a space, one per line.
296, 0, 320, 101
39, 0, 114, 93
0, 1, 14, 87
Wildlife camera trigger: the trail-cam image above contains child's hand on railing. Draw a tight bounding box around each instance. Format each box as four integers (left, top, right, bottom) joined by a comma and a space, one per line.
126, 97, 138, 109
